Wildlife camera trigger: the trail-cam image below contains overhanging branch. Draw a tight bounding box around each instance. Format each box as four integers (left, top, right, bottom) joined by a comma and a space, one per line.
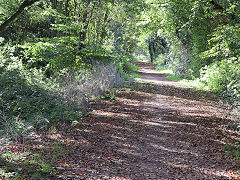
0, 0, 40, 32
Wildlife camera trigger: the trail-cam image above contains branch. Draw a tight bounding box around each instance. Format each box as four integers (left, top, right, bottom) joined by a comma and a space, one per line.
0, 0, 40, 32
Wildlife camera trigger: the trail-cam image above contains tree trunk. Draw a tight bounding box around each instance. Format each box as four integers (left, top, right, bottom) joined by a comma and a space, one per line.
0, 0, 40, 32
79, 1, 95, 47
99, 9, 109, 44
65, 0, 70, 16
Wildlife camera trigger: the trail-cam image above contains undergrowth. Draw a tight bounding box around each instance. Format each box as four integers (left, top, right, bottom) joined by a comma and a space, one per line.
223, 143, 240, 165
0, 69, 83, 140
0, 41, 139, 141
156, 65, 183, 82
0, 41, 139, 178
0, 142, 71, 179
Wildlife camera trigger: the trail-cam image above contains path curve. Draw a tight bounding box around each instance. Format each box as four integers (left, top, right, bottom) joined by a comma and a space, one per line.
2, 62, 239, 179
25, 62, 238, 179
58, 62, 238, 179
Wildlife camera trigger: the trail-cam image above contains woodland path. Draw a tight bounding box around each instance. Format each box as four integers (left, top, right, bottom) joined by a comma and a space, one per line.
5, 62, 239, 179
53, 62, 239, 179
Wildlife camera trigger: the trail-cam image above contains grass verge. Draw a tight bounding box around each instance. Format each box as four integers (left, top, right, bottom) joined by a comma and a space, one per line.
155, 64, 240, 168
155, 65, 183, 82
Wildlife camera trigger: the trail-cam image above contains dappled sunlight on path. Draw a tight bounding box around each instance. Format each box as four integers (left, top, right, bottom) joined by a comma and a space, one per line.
39, 62, 238, 179
133, 62, 187, 88
3, 62, 239, 179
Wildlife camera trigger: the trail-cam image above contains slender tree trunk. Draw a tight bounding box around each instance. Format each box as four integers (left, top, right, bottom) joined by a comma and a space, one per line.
95, 12, 102, 46
79, 1, 96, 47
0, 0, 40, 32
99, 9, 109, 44
65, 0, 70, 16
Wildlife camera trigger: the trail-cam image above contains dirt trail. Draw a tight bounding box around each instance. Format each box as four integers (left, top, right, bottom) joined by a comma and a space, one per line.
55, 62, 238, 179
5, 62, 239, 179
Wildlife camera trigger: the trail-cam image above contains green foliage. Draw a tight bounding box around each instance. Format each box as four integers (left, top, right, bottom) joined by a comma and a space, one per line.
154, 54, 168, 65
101, 89, 117, 101
200, 58, 240, 102
114, 55, 139, 77
0, 45, 83, 139
169, 43, 194, 78
166, 73, 183, 82
122, 57, 140, 73
23, 37, 82, 73
0, 0, 51, 41
202, 24, 240, 62
199, 23, 240, 105
155, 65, 169, 71
0, 152, 53, 179
0, 70, 82, 137
223, 143, 240, 164
147, 32, 169, 63
15, 37, 116, 78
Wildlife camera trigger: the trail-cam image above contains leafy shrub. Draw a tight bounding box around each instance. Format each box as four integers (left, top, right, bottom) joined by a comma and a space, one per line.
0, 44, 81, 138
200, 58, 239, 105
165, 43, 194, 78
114, 55, 139, 77
202, 24, 240, 62
22, 37, 80, 74
154, 54, 167, 65
0, 41, 125, 139
200, 24, 240, 107
19, 37, 117, 77
0, 69, 83, 139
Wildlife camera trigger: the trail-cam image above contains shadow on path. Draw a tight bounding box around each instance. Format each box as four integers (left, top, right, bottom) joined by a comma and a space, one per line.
21, 62, 239, 179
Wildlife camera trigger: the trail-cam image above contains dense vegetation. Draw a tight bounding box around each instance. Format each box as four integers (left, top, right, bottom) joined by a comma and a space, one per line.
0, 0, 144, 139
143, 0, 240, 111
0, 0, 239, 138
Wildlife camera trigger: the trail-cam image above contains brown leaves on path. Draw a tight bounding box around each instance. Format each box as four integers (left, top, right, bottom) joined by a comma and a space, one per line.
1, 62, 240, 179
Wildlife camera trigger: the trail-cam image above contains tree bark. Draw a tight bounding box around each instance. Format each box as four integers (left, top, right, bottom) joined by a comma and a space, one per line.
79, 1, 95, 46
0, 0, 40, 32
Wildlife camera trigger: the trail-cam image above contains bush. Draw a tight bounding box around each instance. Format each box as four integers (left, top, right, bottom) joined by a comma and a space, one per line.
200, 58, 240, 104
114, 55, 139, 77
165, 43, 193, 79
0, 69, 83, 139
199, 23, 240, 107
0, 40, 126, 140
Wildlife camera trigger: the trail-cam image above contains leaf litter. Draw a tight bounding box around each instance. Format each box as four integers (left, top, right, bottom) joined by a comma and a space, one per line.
1, 62, 240, 179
